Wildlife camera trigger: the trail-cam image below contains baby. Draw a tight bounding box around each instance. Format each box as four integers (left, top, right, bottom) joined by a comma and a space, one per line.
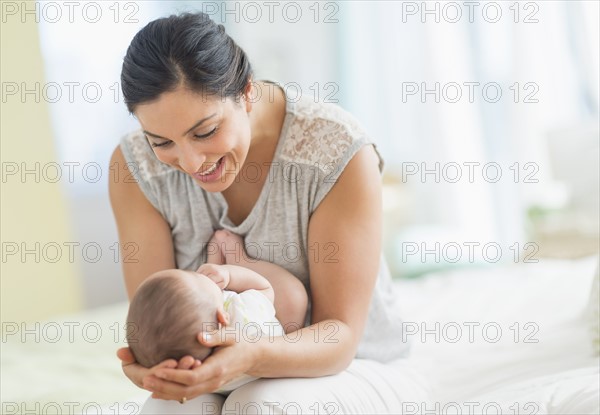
126, 230, 307, 391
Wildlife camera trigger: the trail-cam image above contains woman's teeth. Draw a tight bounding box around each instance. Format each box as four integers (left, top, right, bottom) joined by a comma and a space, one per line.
199, 158, 220, 176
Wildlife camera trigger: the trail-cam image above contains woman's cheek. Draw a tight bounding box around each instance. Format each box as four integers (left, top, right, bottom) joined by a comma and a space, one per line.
154, 149, 177, 167
152, 150, 167, 164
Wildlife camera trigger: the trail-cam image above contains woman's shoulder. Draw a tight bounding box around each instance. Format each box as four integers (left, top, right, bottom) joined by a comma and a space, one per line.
281, 95, 382, 172
119, 129, 176, 183
289, 95, 365, 129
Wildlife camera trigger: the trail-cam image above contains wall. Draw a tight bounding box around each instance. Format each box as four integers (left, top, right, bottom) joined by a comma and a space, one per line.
1, 15, 82, 323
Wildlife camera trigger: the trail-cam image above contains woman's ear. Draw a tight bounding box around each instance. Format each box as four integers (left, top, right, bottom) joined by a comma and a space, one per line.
243, 79, 254, 113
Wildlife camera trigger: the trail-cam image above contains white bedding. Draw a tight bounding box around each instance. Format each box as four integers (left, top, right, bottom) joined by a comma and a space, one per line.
2, 256, 598, 414
396, 255, 599, 414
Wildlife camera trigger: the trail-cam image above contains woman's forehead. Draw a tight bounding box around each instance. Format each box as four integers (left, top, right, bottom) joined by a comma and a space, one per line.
135, 88, 229, 129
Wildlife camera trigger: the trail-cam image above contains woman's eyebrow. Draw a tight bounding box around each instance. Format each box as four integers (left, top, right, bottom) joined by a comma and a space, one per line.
183, 113, 217, 135
143, 113, 218, 140
143, 130, 168, 140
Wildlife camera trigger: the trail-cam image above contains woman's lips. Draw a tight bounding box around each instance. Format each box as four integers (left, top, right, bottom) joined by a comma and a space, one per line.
192, 157, 225, 182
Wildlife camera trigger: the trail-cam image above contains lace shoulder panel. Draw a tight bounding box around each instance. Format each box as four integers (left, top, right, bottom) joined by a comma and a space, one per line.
280, 98, 371, 172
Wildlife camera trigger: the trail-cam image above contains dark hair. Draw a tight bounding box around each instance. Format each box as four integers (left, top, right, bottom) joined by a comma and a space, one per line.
121, 12, 253, 113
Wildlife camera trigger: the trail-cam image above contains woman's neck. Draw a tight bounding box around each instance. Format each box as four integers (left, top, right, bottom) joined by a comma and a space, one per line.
248, 81, 286, 152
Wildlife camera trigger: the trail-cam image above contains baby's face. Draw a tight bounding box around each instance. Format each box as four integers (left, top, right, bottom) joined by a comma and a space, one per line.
146, 269, 223, 305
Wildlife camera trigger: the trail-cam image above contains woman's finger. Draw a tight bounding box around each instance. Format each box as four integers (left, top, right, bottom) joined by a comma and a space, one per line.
116, 347, 135, 364
151, 391, 174, 401
197, 329, 237, 348
177, 355, 196, 370
153, 367, 201, 386
148, 374, 222, 401
153, 358, 223, 387
155, 359, 178, 370
143, 374, 194, 398
136, 359, 178, 389
122, 361, 150, 389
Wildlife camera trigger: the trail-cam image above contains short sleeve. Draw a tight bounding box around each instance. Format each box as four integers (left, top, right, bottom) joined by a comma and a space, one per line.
311, 139, 384, 215
279, 97, 385, 215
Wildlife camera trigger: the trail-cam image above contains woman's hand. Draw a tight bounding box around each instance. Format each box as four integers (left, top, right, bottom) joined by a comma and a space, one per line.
138, 328, 261, 400
116, 347, 198, 391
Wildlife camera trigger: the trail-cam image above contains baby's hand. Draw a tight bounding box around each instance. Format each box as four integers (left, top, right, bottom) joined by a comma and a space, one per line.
197, 263, 230, 290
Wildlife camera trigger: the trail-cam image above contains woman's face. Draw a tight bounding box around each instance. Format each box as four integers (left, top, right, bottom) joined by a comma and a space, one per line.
134, 85, 253, 192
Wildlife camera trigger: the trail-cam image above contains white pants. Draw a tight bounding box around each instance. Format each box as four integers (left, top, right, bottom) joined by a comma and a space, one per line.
140, 358, 431, 414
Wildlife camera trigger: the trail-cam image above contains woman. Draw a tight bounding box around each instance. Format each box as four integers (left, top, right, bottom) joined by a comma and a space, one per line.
110, 12, 426, 414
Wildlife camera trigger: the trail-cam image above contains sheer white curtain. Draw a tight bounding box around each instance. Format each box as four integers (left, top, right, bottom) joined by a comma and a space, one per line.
337, 1, 599, 275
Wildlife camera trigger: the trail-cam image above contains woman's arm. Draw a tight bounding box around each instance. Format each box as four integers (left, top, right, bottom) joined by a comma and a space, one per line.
108, 145, 176, 299
145, 145, 383, 399
249, 144, 383, 376
110, 145, 187, 391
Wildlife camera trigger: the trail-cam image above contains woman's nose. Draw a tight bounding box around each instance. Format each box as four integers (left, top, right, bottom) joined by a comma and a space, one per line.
177, 144, 206, 175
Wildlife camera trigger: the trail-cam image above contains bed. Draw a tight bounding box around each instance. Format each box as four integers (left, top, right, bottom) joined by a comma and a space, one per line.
2, 255, 598, 414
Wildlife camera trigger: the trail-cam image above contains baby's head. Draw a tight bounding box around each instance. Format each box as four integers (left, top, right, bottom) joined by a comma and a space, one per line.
126, 269, 226, 368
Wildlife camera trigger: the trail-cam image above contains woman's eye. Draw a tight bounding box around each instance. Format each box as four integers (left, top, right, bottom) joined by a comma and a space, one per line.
151, 141, 171, 148
148, 127, 217, 148
194, 127, 218, 140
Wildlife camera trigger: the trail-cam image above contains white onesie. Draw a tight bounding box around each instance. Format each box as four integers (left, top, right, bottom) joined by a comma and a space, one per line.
215, 289, 285, 394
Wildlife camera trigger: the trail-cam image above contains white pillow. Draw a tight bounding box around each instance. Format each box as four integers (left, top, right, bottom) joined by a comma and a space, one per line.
588, 260, 599, 356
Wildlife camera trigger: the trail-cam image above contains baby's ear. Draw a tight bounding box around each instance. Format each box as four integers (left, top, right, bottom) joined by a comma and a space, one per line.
216, 309, 230, 327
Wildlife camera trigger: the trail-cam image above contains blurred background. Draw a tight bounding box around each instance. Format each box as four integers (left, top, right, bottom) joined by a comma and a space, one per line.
2, 0, 598, 323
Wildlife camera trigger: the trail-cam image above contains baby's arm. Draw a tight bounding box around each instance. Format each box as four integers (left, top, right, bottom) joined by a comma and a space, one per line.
197, 263, 275, 304
224, 264, 275, 304
211, 229, 308, 333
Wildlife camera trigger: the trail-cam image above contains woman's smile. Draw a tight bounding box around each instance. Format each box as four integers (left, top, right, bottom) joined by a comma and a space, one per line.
192, 156, 226, 182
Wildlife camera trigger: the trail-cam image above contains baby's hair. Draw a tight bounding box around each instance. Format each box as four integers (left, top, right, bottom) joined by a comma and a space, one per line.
126, 273, 218, 368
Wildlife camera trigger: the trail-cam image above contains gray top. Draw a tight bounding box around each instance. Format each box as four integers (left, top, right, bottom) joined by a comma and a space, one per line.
120, 86, 411, 362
